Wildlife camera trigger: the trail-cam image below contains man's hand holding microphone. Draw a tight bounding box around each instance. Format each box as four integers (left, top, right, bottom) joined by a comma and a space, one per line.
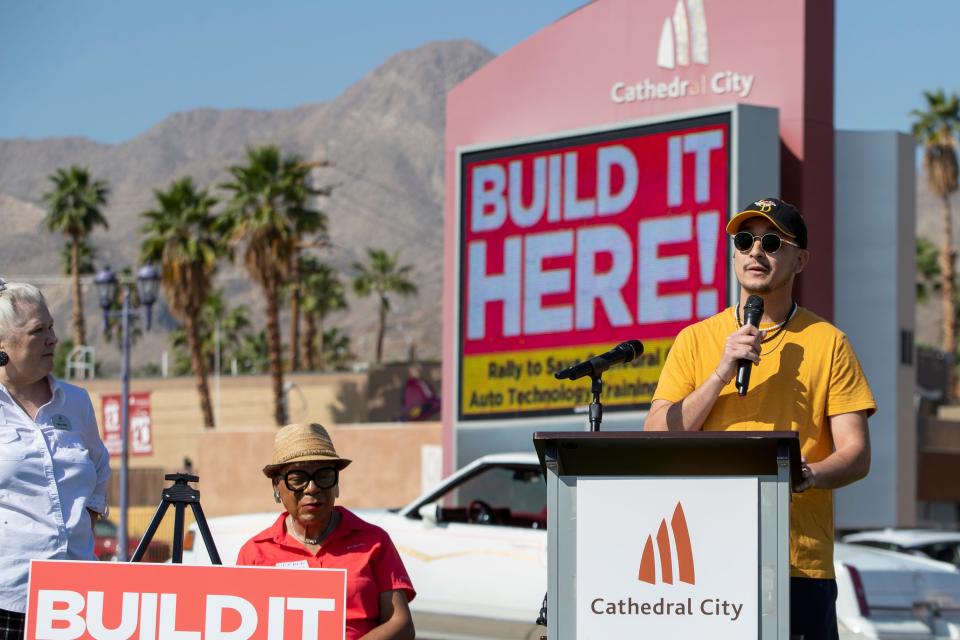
715, 295, 764, 394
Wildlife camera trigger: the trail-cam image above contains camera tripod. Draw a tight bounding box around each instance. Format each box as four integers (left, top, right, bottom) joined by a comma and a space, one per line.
131, 473, 222, 564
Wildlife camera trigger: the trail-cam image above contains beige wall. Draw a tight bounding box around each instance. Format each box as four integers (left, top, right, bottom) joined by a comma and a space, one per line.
74, 364, 440, 472
71, 365, 442, 514
194, 422, 441, 517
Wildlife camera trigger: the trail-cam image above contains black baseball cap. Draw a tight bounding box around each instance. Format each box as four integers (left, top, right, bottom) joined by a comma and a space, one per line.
725, 198, 807, 249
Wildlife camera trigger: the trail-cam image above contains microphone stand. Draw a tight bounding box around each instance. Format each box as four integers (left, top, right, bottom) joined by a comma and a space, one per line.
588, 373, 604, 432
535, 371, 606, 636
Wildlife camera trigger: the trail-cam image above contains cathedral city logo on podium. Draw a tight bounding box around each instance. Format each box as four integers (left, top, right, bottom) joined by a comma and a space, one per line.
576, 477, 758, 639
610, 0, 756, 104
637, 502, 696, 585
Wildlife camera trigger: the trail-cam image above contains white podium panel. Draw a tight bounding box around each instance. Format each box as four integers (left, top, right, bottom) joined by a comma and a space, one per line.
576, 477, 758, 639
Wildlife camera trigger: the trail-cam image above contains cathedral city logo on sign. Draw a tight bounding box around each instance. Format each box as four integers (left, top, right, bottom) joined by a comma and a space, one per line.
589, 500, 746, 622
577, 479, 755, 635
611, 0, 756, 104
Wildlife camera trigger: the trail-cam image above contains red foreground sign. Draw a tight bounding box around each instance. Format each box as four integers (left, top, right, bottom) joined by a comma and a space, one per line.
26, 561, 346, 640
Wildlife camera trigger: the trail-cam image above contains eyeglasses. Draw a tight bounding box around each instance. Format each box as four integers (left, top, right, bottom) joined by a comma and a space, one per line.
732, 231, 799, 254
282, 467, 339, 491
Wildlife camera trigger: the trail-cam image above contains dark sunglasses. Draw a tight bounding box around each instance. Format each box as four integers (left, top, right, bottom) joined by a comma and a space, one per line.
732, 231, 799, 254
282, 467, 339, 491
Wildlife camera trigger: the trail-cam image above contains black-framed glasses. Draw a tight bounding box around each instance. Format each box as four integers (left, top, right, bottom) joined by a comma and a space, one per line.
732, 231, 799, 254
282, 467, 339, 491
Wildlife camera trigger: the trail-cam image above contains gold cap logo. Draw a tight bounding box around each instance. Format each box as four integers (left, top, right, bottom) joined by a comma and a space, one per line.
753, 199, 776, 213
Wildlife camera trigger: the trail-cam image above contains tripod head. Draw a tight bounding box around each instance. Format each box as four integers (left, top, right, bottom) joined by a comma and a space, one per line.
165, 473, 200, 484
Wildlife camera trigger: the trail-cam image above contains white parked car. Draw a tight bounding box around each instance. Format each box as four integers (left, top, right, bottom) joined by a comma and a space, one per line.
179, 454, 960, 640
835, 542, 960, 639
843, 529, 960, 568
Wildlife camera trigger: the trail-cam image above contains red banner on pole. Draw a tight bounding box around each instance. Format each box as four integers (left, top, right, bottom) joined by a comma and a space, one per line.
26, 560, 347, 640
101, 392, 153, 457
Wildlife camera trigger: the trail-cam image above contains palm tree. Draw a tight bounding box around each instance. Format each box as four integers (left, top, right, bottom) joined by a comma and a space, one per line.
105, 267, 144, 350
913, 89, 960, 398
917, 238, 942, 303
221, 145, 324, 425
169, 290, 252, 376
140, 177, 222, 428
286, 163, 330, 372
321, 326, 354, 371
43, 166, 110, 346
300, 258, 347, 371
236, 330, 274, 375
352, 247, 418, 364
60, 239, 98, 278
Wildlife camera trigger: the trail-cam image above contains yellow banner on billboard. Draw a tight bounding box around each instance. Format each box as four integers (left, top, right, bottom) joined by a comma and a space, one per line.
460, 339, 674, 417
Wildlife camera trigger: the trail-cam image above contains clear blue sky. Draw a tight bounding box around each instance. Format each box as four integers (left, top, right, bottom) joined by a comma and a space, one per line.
1, 1, 957, 143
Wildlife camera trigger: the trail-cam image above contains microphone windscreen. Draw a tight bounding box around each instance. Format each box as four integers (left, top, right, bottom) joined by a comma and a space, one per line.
743, 295, 764, 325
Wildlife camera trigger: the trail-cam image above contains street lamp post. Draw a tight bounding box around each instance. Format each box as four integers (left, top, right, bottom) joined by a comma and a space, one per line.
94, 263, 160, 562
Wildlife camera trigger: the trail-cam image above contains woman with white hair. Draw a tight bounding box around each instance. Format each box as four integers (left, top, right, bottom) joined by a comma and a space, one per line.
0, 280, 111, 639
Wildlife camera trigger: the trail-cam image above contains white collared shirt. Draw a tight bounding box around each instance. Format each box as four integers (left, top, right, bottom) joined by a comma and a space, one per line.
0, 376, 111, 612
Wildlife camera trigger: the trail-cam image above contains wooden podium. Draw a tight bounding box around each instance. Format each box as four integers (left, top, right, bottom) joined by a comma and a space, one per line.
533, 430, 801, 640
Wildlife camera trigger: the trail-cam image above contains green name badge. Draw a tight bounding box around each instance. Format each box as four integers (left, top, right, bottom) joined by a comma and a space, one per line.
51, 414, 72, 431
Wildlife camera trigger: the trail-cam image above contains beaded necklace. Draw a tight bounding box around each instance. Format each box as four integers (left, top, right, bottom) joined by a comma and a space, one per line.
734, 301, 798, 343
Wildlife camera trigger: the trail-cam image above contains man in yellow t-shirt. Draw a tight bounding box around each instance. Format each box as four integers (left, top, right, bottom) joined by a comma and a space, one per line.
645, 198, 875, 640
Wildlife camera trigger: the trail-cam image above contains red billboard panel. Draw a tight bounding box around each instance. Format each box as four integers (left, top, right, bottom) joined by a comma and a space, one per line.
458, 113, 730, 419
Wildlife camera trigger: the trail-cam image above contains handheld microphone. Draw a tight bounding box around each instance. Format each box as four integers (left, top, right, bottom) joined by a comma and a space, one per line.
736, 295, 764, 396
554, 340, 644, 381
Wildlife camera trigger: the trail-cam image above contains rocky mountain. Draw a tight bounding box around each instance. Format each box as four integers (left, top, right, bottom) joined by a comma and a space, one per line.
0, 39, 495, 371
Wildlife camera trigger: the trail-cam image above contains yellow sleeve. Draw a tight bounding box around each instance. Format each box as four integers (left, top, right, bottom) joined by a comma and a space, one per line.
827, 334, 877, 418
652, 326, 699, 404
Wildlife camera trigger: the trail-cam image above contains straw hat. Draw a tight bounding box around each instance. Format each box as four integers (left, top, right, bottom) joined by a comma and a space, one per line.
262, 422, 352, 477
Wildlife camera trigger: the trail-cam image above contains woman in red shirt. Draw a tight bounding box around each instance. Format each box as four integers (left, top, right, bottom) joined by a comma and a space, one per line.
237, 422, 415, 640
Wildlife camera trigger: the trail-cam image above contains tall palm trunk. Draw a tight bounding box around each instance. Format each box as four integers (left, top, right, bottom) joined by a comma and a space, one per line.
185, 314, 215, 428
288, 257, 301, 372
265, 281, 286, 425
70, 235, 86, 346
376, 299, 387, 364
303, 314, 317, 371
941, 194, 958, 400
317, 316, 326, 371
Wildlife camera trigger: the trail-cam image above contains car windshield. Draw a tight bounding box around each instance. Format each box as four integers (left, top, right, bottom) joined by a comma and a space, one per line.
853, 539, 960, 566
429, 464, 546, 529
916, 542, 960, 565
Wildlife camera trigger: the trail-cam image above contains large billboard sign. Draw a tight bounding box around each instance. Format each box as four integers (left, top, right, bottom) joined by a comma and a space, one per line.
458, 113, 730, 420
